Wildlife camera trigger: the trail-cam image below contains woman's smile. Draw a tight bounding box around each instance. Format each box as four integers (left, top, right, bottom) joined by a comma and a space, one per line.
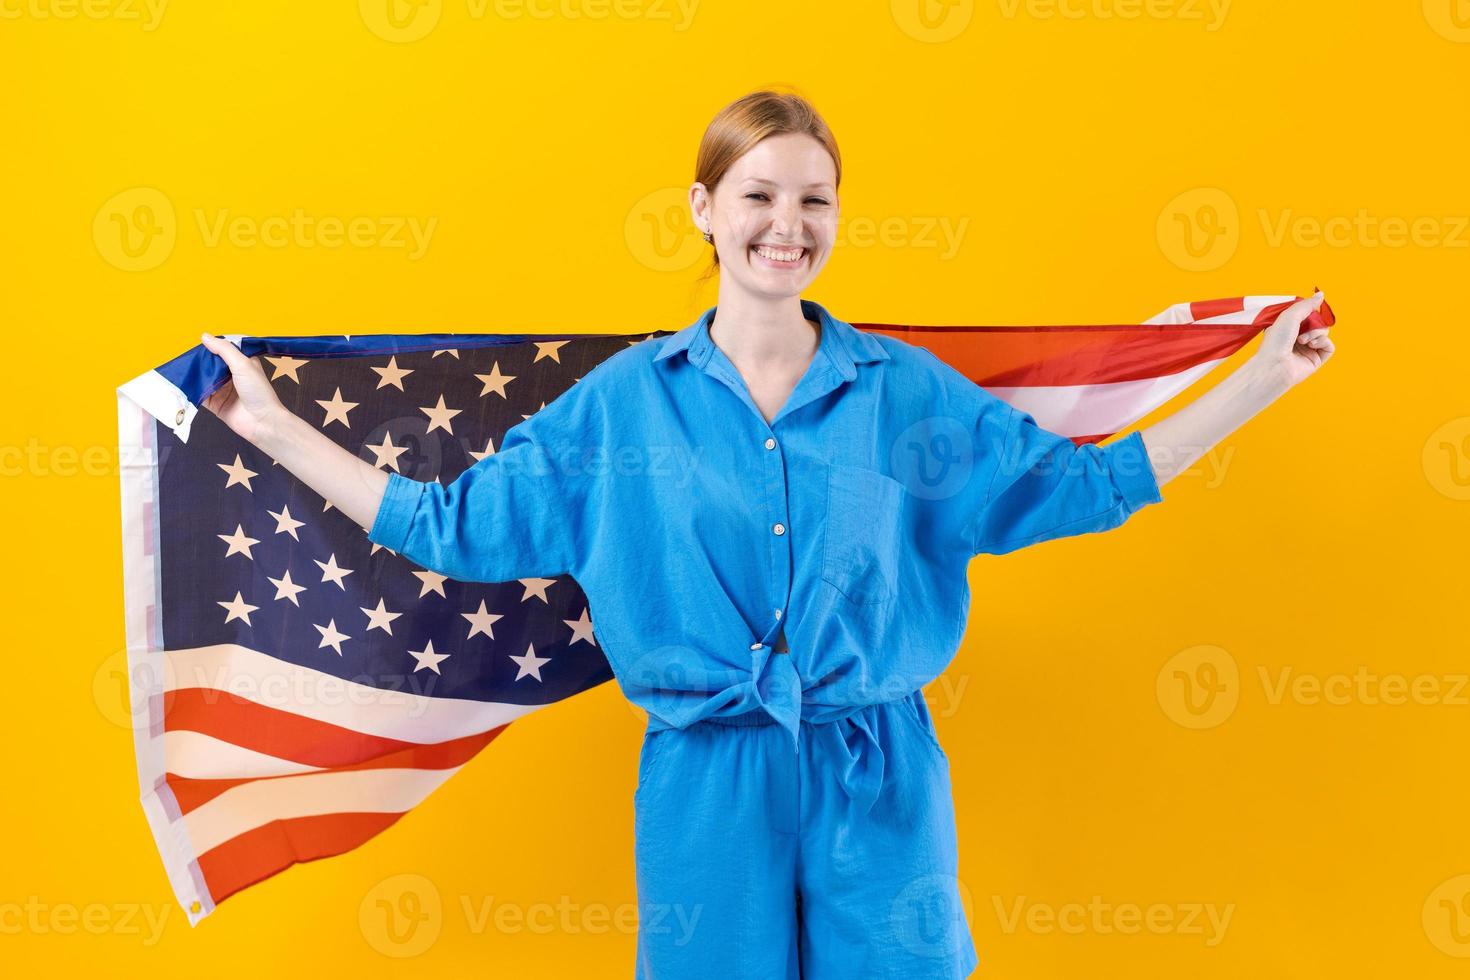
750, 243, 808, 268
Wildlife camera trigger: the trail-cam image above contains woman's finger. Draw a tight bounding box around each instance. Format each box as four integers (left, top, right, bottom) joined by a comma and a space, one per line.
1262, 293, 1324, 357
200, 332, 248, 371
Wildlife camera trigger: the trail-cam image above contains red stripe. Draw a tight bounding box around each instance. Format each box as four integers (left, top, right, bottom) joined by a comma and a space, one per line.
1251, 299, 1337, 330
856, 296, 1334, 388
197, 811, 407, 909
165, 724, 507, 815
859, 323, 1257, 387
1190, 297, 1245, 320
166, 686, 491, 769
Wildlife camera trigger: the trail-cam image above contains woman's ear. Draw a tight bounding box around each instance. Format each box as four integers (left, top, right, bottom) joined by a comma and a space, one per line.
688, 182, 712, 233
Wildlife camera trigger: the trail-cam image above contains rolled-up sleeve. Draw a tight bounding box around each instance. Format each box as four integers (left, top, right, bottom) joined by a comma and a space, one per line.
962, 392, 1163, 557
367, 374, 602, 583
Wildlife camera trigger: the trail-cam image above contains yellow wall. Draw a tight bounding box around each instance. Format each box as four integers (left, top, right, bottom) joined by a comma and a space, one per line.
2, 1, 1466, 975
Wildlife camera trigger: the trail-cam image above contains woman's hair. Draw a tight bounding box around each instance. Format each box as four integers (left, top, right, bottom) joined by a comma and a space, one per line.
694, 88, 841, 281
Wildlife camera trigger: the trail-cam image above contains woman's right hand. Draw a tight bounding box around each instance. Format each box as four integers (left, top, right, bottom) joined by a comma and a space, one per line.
198, 332, 287, 447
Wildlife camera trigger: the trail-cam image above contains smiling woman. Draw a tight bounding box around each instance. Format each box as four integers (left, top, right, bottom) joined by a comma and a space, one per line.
189, 84, 1334, 980
690, 91, 841, 284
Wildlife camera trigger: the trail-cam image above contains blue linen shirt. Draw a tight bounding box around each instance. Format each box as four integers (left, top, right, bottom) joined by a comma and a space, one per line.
368, 298, 1162, 784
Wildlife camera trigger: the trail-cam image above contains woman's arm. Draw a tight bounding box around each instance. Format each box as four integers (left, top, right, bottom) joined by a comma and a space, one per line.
201, 330, 604, 584
257, 410, 388, 532
198, 332, 388, 531
1138, 292, 1335, 487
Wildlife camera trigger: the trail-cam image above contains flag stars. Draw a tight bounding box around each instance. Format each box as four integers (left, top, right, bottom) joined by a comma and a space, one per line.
314, 619, 350, 656
462, 600, 503, 640
474, 363, 515, 399
412, 570, 449, 598
218, 454, 258, 491
361, 599, 402, 635
533, 340, 569, 364
564, 607, 597, 646
520, 402, 547, 421
316, 387, 358, 429
217, 591, 259, 626
268, 505, 305, 540
420, 394, 462, 435
510, 643, 551, 682
217, 524, 260, 559
268, 568, 307, 606
315, 553, 355, 590
467, 436, 496, 463
364, 431, 410, 472
370, 356, 414, 391
408, 639, 450, 675
519, 577, 556, 604
264, 355, 309, 383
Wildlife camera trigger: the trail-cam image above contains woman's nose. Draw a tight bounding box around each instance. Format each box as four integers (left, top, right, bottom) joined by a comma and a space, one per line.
770, 203, 802, 237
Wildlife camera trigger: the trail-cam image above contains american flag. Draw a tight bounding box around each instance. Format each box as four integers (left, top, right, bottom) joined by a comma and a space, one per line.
116, 293, 1334, 926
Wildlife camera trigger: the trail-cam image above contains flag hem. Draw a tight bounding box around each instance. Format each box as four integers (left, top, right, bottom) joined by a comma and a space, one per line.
118, 387, 215, 928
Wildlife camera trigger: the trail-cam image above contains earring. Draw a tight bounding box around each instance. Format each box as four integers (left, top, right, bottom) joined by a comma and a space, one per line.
702, 227, 713, 244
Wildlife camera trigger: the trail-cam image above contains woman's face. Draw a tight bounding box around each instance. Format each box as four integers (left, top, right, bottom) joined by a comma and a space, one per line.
691, 131, 839, 302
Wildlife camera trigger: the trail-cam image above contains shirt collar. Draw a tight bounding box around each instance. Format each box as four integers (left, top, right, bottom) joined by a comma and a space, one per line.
652, 299, 890, 381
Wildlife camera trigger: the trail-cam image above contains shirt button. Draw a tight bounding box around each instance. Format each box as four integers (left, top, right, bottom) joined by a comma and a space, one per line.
772, 522, 785, 536
764, 437, 776, 450
750, 642, 763, 650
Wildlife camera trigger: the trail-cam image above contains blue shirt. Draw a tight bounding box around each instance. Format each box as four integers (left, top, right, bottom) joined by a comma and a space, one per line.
368, 298, 1162, 792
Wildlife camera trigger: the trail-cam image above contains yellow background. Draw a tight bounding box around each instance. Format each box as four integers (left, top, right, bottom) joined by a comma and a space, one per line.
2, 0, 1467, 975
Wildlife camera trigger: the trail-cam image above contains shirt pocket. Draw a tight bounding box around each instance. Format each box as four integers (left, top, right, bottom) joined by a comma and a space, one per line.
633, 728, 671, 804
901, 692, 951, 769
821, 462, 904, 605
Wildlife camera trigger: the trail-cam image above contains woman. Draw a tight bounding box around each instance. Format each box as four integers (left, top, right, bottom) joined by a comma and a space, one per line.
199, 89, 1334, 979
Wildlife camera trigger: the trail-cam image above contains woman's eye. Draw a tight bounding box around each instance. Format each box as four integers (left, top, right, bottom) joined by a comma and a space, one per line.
744, 193, 831, 206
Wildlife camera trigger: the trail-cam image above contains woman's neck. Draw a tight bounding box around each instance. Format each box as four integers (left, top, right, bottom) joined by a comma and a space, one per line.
706, 294, 820, 370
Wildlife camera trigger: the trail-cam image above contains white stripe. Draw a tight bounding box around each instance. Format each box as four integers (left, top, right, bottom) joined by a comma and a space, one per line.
164, 730, 323, 780
164, 643, 542, 744
184, 766, 460, 856
1142, 295, 1296, 327
986, 356, 1229, 438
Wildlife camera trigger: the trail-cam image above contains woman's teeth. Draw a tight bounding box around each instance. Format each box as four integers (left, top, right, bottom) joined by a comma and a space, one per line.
752, 244, 805, 264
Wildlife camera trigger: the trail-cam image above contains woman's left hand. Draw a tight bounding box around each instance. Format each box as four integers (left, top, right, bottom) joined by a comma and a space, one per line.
1249, 290, 1336, 393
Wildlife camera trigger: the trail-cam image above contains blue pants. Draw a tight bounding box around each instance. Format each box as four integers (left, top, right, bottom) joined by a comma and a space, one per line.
632, 691, 979, 979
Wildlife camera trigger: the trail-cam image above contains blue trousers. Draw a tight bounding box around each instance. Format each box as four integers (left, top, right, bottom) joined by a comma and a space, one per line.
632, 691, 980, 979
